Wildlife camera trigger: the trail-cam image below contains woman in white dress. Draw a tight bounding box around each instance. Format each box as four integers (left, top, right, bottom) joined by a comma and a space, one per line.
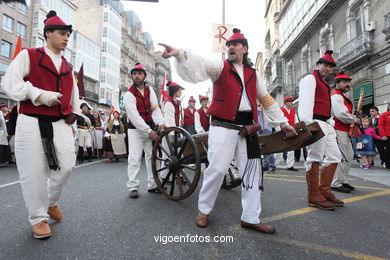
104, 111, 127, 162
92, 112, 104, 157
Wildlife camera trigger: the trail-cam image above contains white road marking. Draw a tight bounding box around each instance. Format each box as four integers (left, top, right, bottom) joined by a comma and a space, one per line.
0, 159, 106, 190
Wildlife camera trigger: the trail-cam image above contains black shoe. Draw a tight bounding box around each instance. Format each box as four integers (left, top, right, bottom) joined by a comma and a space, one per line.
286, 167, 298, 171
129, 190, 139, 198
342, 183, 355, 190
148, 187, 162, 193
331, 186, 351, 193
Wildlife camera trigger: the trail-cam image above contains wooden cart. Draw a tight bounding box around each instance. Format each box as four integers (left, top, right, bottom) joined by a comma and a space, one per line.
151, 122, 324, 201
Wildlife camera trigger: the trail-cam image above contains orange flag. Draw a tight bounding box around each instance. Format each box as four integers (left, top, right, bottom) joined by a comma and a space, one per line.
12, 35, 22, 61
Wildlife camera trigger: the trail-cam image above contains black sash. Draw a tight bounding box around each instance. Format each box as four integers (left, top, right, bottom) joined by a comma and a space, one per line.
25, 113, 65, 171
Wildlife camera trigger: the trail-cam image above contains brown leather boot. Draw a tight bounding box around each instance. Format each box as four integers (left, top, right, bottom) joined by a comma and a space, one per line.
320, 163, 344, 207
48, 205, 63, 221
306, 162, 336, 210
32, 220, 51, 239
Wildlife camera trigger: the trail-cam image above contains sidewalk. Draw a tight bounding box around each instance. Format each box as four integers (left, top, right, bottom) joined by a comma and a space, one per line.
275, 157, 390, 187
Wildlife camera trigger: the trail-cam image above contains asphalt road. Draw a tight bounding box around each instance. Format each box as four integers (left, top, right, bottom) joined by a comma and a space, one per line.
1, 159, 389, 259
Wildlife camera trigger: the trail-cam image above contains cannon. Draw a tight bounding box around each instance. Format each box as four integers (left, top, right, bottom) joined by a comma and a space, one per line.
151, 121, 324, 201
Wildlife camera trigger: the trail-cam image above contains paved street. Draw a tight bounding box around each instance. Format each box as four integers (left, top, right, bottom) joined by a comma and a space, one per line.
1, 158, 390, 259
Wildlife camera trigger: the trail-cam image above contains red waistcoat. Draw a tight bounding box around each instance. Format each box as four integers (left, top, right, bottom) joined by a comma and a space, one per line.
207, 60, 258, 122
280, 107, 296, 126
197, 108, 210, 131
164, 96, 180, 126
331, 89, 353, 132
19, 47, 74, 117
128, 85, 153, 123
183, 107, 195, 127
310, 70, 331, 119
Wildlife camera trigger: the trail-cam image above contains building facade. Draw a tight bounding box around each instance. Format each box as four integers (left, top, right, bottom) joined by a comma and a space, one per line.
74, 0, 123, 113
0, 0, 32, 106
73, 31, 101, 110
259, 0, 390, 113
119, 10, 171, 109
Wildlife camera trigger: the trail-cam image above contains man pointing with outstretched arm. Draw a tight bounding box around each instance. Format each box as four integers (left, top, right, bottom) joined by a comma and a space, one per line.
159, 28, 297, 234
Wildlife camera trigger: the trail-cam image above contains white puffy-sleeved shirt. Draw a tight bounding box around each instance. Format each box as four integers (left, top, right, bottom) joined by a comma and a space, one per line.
124, 86, 164, 136
194, 108, 208, 134
163, 100, 182, 127
331, 93, 356, 124
2, 46, 79, 111
174, 50, 288, 126
298, 74, 317, 125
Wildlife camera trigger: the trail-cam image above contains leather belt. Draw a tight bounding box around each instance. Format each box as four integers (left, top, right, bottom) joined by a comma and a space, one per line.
211, 120, 241, 131
78, 126, 89, 129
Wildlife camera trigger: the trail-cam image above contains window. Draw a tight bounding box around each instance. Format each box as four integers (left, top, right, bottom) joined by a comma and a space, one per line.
102, 42, 107, 52
0, 60, 9, 73
33, 37, 44, 48
355, 6, 365, 36
103, 27, 107, 37
301, 44, 311, 74
2, 15, 14, 33
101, 57, 106, 68
7, 2, 15, 8
16, 22, 27, 39
101, 74, 105, 83
17, 3, 28, 15
103, 12, 108, 22
319, 23, 334, 55
100, 87, 106, 98
0, 40, 12, 58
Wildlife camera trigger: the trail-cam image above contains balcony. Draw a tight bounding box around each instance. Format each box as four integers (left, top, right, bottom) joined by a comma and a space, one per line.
121, 65, 129, 73
85, 90, 99, 103
383, 13, 390, 41
121, 45, 129, 54
337, 31, 374, 69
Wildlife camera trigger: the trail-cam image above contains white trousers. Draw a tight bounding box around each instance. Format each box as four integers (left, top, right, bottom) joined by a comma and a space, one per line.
15, 114, 76, 225
127, 129, 156, 191
198, 126, 262, 224
332, 130, 353, 187
275, 150, 295, 168
78, 128, 92, 148
304, 120, 341, 171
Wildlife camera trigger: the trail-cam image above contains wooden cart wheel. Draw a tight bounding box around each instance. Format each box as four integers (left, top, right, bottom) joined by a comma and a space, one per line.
221, 163, 241, 190
152, 127, 201, 201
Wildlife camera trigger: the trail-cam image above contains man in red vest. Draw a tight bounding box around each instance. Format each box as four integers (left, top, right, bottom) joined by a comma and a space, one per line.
195, 95, 210, 133
159, 28, 296, 234
124, 63, 166, 199
330, 72, 360, 193
183, 96, 196, 134
298, 50, 343, 210
275, 97, 299, 171
3, 10, 79, 239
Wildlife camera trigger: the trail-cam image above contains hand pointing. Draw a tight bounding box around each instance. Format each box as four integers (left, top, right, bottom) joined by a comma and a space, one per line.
158, 43, 180, 58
